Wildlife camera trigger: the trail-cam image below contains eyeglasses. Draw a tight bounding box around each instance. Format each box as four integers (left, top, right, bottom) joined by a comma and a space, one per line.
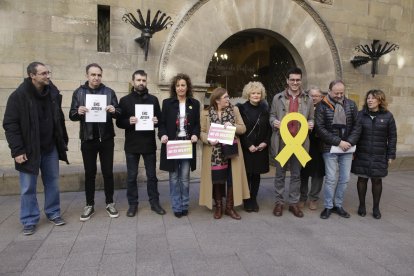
288, 79, 301, 83
37, 71, 51, 76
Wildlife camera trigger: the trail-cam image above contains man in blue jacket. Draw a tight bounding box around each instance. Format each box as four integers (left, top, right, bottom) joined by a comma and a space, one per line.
69, 63, 120, 221
3, 61, 69, 235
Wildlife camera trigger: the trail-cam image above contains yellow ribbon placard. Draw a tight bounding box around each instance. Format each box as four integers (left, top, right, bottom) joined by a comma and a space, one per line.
275, 112, 311, 167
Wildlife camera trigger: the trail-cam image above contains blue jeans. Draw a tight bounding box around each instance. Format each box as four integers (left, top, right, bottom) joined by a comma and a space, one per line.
19, 147, 60, 226
169, 159, 190, 212
322, 152, 353, 209
125, 152, 159, 206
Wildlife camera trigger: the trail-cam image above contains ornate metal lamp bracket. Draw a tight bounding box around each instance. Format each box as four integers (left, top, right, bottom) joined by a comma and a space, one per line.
350, 40, 399, 77
122, 9, 173, 61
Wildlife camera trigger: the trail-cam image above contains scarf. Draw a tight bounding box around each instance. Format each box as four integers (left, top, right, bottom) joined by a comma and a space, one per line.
209, 104, 236, 184
326, 95, 346, 127
285, 90, 300, 137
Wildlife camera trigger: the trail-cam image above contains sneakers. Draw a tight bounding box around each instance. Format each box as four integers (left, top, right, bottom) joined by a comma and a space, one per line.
80, 205, 95, 221
106, 203, 119, 218
49, 216, 66, 226
23, 225, 36, 235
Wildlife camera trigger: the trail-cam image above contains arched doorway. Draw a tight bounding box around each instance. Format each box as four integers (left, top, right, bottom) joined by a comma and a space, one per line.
158, 0, 340, 101
206, 29, 299, 104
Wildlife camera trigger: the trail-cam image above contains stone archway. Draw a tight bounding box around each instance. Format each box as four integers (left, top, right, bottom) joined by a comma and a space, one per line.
158, 0, 341, 91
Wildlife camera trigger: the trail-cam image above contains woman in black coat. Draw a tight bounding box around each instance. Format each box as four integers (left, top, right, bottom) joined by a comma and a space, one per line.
351, 89, 397, 219
237, 81, 270, 212
158, 73, 200, 218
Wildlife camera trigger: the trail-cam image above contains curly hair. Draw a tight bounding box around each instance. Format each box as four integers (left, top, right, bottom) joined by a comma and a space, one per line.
242, 81, 267, 100
363, 89, 388, 112
169, 73, 193, 98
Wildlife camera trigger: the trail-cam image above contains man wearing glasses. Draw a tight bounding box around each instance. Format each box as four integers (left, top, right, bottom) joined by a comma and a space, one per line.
3, 62, 69, 235
269, 67, 314, 218
299, 87, 325, 211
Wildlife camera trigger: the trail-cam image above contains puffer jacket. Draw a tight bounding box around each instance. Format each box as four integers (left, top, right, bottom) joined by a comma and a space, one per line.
351, 108, 397, 177
315, 96, 360, 153
69, 82, 120, 141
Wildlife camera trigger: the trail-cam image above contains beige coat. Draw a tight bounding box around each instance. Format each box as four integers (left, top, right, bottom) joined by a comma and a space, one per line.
199, 106, 250, 209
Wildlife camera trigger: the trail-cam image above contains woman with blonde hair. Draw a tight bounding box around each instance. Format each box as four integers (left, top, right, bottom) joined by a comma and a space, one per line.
351, 89, 397, 219
199, 87, 250, 219
236, 81, 270, 212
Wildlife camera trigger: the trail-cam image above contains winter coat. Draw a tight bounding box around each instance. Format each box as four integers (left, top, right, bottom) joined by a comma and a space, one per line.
237, 101, 270, 174
301, 128, 325, 177
269, 90, 314, 158
69, 82, 120, 142
315, 96, 360, 152
199, 106, 250, 209
351, 108, 397, 178
158, 97, 200, 172
116, 89, 161, 154
3, 78, 69, 175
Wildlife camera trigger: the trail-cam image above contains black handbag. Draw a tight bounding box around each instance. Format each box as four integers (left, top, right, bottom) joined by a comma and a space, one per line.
222, 139, 239, 160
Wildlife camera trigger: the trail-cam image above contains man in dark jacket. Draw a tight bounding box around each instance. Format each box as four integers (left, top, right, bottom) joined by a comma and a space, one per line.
3, 61, 69, 235
315, 80, 361, 219
69, 63, 120, 221
116, 70, 166, 217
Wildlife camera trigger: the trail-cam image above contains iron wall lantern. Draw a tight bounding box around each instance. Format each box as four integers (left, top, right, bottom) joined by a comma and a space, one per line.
122, 9, 173, 61
351, 40, 399, 77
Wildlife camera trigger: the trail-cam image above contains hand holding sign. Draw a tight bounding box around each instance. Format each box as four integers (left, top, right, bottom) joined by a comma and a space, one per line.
275, 112, 311, 167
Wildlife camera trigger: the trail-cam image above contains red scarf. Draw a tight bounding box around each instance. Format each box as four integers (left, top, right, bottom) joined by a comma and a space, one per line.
286, 91, 300, 137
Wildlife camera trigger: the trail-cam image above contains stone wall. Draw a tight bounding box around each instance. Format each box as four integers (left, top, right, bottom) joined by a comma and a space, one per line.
1, 0, 413, 194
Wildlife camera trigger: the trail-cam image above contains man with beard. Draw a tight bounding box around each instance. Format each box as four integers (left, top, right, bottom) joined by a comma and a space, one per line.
315, 80, 360, 219
3, 62, 69, 235
116, 70, 166, 217
69, 63, 120, 221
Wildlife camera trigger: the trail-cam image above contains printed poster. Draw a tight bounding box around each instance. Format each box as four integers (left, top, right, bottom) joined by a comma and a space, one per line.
85, 94, 107, 122
167, 140, 193, 159
207, 123, 236, 145
135, 104, 154, 131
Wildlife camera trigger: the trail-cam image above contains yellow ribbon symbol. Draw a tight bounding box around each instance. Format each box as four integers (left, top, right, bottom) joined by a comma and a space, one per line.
275, 112, 311, 167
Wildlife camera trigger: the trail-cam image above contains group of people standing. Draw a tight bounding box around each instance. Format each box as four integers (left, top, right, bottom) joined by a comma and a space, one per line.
3, 62, 396, 236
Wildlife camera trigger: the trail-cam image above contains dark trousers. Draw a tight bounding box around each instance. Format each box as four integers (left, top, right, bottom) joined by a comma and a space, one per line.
81, 139, 114, 206
125, 152, 160, 206
247, 173, 260, 198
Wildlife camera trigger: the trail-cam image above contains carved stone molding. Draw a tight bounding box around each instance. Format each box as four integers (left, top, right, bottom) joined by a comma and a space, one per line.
293, 0, 342, 78
159, 0, 342, 81
311, 0, 333, 5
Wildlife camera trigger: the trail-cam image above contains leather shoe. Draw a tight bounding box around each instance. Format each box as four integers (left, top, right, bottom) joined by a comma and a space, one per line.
174, 212, 182, 218
358, 205, 366, 217
288, 205, 304, 218
243, 199, 253, 212
273, 203, 283, 217
373, 208, 381, 219
151, 202, 166, 215
335, 207, 350, 218
181, 210, 188, 216
320, 208, 332, 219
298, 201, 306, 209
308, 200, 318, 210
126, 205, 138, 217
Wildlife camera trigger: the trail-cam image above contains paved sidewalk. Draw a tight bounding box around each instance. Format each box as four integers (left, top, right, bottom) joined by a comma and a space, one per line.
0, 171, 413, 276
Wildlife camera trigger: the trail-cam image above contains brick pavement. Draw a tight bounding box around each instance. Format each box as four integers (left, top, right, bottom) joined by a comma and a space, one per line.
0, 171, 413, 275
